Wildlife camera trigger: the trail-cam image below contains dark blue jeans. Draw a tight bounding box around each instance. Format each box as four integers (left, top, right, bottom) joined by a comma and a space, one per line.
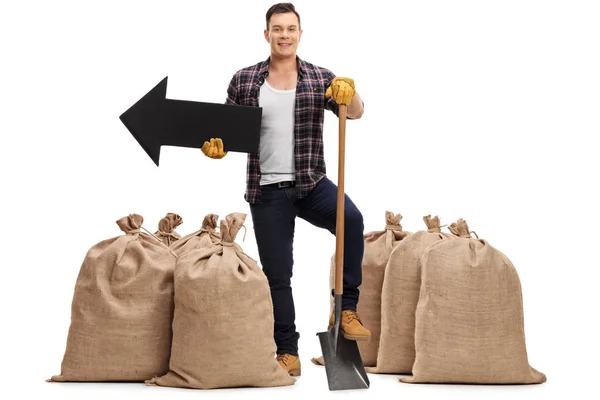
249, 177, 364, 356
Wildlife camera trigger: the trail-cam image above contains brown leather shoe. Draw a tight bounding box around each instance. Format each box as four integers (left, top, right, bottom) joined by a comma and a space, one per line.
328, 310, 371, 341
276, 353, 301, 377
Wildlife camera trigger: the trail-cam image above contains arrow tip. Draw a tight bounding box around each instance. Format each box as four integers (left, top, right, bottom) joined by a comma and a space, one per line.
119, 77, 169, 166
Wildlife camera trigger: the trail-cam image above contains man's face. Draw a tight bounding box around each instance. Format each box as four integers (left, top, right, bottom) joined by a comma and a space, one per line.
264, 12, 302, 58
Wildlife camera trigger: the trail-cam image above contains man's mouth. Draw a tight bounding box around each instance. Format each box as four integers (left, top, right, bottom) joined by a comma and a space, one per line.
279, 43, 292, 47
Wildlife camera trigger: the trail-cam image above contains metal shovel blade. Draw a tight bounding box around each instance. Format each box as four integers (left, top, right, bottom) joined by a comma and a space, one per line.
317, 295, 370, 391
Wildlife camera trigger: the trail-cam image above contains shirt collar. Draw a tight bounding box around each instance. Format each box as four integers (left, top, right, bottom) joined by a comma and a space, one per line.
260, 55, 306, 80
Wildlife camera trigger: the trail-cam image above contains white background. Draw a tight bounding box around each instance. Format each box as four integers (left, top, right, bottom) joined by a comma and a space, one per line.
1, 0, 599, 399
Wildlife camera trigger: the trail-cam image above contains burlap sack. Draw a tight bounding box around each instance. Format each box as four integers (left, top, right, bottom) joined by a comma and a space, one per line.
50, 214, 177, 382
169, 213, 220, 255
154, 212, 183, 246
146, 212, 295, 389
367, 215, 453, 374
312, 211, 410, 367
400, 219, 546, 384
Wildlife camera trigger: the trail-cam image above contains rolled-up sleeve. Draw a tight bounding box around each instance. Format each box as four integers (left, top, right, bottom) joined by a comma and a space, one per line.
323, 70, 340, 117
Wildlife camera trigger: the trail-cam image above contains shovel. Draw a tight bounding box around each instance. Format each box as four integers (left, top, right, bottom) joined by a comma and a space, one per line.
317, 104, 370, 391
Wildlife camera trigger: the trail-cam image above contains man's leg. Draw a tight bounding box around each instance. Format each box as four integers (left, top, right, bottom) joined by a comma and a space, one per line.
295, 177, 364, 311
249, 185, 300, 356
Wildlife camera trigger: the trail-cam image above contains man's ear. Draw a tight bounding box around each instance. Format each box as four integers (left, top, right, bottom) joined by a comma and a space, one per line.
298, 29, 303, 42
264, 29, 270, 42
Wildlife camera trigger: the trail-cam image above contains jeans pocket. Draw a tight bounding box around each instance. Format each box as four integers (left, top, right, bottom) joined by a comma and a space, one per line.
284, 186, 297, 204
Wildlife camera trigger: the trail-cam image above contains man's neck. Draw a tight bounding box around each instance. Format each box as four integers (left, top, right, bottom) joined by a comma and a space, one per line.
269, 54, 298, 74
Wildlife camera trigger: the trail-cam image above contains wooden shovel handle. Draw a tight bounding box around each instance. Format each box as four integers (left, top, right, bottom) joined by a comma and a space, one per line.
334, 104, 347, 296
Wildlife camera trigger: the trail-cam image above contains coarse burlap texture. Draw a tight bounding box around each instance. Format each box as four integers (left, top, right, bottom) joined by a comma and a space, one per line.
313, 211, 410, 367
169, 213, 220, 255
400, 219, 546, 384
367, 215, 453, 374
50, 213, 177, 382
146, 212, 295, 389
154, 212, 183, 246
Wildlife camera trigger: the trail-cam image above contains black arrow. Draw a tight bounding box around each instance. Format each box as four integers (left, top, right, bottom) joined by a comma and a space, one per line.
119, 76, 262, 166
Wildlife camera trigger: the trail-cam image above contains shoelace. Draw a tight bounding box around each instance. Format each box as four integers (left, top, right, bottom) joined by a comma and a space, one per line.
277, 354, 291, 365
344, 310, 362, 323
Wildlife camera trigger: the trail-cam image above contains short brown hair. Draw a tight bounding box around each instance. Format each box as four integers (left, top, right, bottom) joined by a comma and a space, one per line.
266, 3, 301, 30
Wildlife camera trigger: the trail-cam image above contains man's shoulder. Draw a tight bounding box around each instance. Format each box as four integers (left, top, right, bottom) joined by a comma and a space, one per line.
300, 59, 335, 81
227, 59, 267, 89
234, 59, 268, 76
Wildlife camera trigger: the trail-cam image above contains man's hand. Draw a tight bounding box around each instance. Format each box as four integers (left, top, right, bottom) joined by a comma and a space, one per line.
201, 138, 227, 159
325, 77, 356, 106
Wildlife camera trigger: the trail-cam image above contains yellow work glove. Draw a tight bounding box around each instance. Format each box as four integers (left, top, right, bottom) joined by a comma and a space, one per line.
325, 77, 355, 106
201, 138, 227, 159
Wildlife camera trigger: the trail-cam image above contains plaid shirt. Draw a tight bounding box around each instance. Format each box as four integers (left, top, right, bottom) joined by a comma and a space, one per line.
225, 56, 342, 204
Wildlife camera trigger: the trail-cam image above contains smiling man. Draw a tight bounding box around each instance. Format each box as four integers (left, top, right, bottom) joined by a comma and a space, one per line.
201, 2, 370, 377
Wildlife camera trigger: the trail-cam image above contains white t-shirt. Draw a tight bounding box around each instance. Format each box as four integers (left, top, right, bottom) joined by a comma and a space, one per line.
258, 80, 296, 186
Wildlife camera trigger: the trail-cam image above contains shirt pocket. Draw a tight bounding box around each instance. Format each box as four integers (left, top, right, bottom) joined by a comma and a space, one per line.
240, 83, 260, 107
307, 80, 326, 110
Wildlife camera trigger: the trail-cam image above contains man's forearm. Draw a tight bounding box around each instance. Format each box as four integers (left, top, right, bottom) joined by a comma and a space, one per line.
347, 92, 364, 119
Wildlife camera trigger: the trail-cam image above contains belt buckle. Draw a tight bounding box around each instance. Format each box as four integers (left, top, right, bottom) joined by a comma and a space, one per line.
277, 181, 293, 188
